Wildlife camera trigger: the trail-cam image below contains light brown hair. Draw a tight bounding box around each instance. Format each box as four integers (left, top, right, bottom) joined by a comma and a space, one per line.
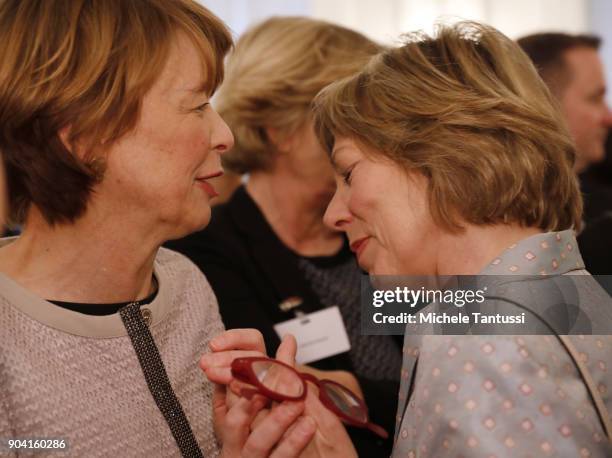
0, 0, 231, 224
314, 21, 582, 232
216, 16, 383, 173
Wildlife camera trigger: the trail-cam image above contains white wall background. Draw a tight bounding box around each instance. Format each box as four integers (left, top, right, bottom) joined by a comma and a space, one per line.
199, 0, 612, 103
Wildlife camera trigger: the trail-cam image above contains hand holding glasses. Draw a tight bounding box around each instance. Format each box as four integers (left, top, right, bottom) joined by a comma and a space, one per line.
231, 356, 388, 439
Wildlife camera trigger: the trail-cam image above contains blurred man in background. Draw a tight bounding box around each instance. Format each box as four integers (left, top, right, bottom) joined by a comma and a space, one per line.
518, 33, 612, 173
519, 33, 612, 274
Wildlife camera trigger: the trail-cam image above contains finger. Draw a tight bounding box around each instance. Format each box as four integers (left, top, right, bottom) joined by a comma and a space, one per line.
212, 384, 228, 439
220, 395, 268, 455
228, 379, 266, 400
210, 329, 266, 353
303, 383, 341, 429
200, 350, 263, 377
242, 401, 305, 458
250, 407, 270, 430
213, 383, 227, 420
275, 334, 297, 366
301, 387, 351, 447
203, 366, 233, 385
269, 416, 316, 458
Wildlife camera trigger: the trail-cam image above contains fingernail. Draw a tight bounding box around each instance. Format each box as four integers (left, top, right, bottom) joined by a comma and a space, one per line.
296, 416, 316, 435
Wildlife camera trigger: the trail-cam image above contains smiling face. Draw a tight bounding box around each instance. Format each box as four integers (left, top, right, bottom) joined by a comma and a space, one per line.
93, 32, 233, 240
323, 137, 441, 275
560, 47, 612, 172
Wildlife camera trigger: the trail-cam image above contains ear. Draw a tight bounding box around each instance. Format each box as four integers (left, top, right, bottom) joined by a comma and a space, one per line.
58, 125, 88, 160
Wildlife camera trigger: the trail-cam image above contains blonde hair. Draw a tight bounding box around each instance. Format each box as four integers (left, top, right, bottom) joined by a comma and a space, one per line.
0, 0, 231, 224
314, 21, 582, 232
216, 16, 382, 173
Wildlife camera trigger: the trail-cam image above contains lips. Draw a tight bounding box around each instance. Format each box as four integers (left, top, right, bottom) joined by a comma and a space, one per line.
196, 170, 223, 198
350, 236, 371, 259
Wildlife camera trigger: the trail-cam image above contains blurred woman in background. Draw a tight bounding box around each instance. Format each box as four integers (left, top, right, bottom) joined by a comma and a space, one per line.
167, 16, 402, 455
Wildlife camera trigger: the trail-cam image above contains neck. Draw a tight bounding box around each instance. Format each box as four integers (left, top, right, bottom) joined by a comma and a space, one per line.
435, 224, 542, 275
0, 207, 159, 303
246, 171, 342, 256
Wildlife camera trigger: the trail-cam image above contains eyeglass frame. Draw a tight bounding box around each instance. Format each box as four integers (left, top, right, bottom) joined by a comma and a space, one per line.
231, 356, 388, 439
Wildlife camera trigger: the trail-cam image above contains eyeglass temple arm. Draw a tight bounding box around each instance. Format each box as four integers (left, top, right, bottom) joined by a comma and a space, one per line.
366, 422, 389, 439
299, 371, 389, 439
299, 372, 319, 385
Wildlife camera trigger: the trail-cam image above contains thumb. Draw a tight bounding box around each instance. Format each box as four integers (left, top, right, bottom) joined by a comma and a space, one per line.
275, 334, 297, 366
212, 383, 228, 437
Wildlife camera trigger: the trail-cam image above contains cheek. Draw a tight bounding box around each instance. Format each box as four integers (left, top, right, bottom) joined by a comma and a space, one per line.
346, 192, 377, 225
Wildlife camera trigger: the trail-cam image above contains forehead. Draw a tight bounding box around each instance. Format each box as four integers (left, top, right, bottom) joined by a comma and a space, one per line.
564, 47, 606, 87
150, 32, 207, 99
331, 137, 364, 161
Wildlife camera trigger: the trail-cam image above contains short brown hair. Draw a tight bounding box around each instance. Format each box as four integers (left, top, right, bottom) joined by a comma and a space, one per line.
216, 17, 382, 173
518, 33, 601, 96
314, 22, 582, 232
0, 0, 231, 225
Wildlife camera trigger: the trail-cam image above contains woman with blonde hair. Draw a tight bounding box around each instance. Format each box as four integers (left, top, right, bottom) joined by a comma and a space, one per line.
207, 21, 612, 457
167, 16, 402, 455
0, 1, 315, 455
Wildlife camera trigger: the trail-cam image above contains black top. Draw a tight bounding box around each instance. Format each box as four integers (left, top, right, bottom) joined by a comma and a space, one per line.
50, 289, 158, 315
166, 185, 401, 457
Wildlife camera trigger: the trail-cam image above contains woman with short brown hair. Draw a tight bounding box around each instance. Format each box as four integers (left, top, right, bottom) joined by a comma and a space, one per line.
0, 1, 313, 456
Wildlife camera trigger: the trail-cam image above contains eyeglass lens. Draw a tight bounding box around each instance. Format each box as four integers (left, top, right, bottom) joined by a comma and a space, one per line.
322, 382, 368, 422
252, 360, 367, 423
252, 360, 304, 397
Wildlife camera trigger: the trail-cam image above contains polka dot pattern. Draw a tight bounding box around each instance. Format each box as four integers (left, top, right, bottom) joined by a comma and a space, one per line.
392, 231, 612, 457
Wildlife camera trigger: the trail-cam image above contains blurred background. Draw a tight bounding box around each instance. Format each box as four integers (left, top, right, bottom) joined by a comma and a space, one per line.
200, 0, 612, 105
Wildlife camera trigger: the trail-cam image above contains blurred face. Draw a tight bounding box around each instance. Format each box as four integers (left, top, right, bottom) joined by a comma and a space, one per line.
323, 137, 441, 275
560, 47, 612, 172
95, 32, 233, 239
273, 119, 336, 199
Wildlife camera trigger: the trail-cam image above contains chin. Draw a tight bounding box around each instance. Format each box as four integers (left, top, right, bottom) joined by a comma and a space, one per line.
170, 212, 212, 240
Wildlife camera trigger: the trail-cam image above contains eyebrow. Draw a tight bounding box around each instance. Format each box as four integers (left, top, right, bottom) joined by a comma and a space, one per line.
176, 83, 209, 107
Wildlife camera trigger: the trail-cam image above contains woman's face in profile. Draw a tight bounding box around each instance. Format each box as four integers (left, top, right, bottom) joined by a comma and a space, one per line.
323, 137, 441, 276
94, 32, 233, 240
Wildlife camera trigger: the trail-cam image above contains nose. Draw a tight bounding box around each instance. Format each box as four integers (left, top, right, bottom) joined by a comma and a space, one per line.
210, 109, 234, 155
323, 187, 351, 231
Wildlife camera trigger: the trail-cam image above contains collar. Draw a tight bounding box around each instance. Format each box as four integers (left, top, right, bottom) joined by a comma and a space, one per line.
479, 230, 584, 276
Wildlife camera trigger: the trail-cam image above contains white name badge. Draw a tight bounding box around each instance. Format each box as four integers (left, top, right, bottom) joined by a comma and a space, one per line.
273, 306, 351, 365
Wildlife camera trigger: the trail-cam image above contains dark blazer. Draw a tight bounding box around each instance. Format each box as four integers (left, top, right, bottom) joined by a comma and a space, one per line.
166, 186, 400, 457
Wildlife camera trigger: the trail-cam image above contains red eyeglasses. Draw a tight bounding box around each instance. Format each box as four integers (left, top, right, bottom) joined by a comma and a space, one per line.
231, 356, 388, 439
